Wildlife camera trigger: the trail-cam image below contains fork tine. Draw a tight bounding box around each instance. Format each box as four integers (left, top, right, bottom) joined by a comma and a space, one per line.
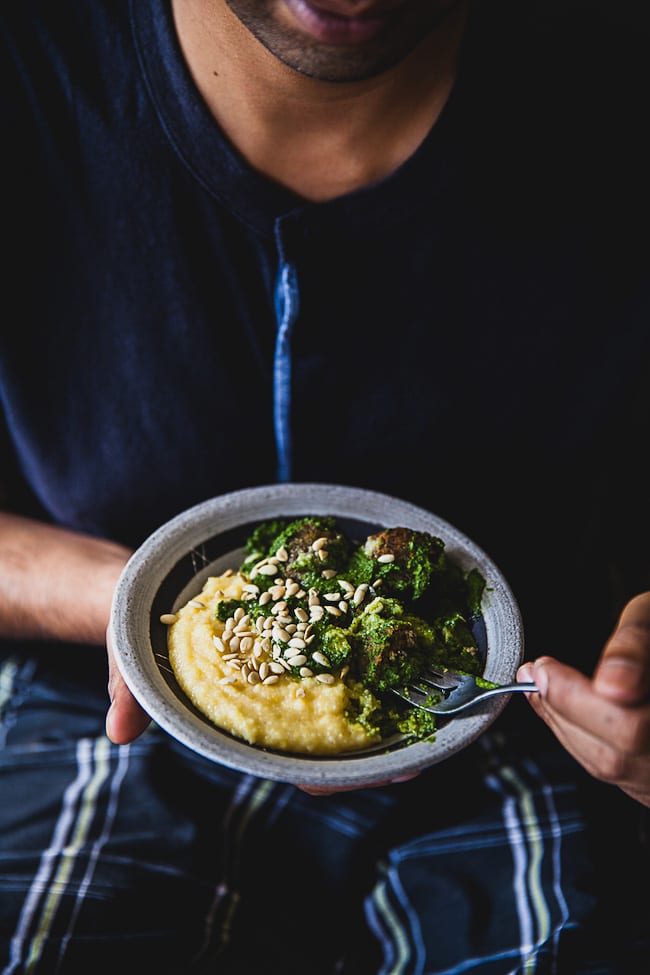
391, 684, 443, 713
390, 668, 465, 712
418, 669, 461, 691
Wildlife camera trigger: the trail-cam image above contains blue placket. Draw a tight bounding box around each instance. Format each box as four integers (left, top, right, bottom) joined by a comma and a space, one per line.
273, 220, 300, 483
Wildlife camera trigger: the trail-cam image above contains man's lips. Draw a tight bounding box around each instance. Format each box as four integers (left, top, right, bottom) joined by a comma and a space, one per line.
307, 0, 392, 16
283, 0, 393, 44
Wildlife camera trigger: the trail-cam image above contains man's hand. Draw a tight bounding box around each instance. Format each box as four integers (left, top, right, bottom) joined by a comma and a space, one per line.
517, 591, 650, 808
105, 626, 152, 744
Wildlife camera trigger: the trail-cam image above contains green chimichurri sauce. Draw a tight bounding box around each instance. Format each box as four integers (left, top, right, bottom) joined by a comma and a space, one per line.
219, 516, 487, 743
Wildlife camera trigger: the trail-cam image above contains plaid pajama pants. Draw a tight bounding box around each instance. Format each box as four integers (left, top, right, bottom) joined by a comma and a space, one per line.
1, 647, 648, 975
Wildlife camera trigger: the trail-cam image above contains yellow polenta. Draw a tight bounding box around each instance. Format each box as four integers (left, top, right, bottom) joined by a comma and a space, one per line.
167, 572, 381, 754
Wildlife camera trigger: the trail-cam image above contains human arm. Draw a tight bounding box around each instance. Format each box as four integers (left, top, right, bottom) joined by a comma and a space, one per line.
517, 592, 650, 808
0, 509, 150, 741
0, 510, 131, 644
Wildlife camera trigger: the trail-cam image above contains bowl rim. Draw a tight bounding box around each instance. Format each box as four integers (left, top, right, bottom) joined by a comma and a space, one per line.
109, 483, 525, 787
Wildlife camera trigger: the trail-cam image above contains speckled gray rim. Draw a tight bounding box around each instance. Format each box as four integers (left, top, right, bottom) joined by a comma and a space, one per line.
109, 483, 524, 788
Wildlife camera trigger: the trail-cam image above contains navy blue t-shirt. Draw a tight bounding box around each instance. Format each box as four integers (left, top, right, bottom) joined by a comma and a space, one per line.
1, 0, 649, 671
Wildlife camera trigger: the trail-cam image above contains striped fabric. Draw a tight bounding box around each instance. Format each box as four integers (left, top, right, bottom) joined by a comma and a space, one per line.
1, 652, 648, 974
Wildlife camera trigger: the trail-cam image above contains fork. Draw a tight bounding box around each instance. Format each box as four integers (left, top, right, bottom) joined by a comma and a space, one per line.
392, 668, 538, 715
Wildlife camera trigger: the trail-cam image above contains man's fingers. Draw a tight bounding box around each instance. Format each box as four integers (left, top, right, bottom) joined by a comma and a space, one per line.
594, 592, 650, 704
105, 626, 151, 744
106, 681, 151, 744
519, 656, 649, 751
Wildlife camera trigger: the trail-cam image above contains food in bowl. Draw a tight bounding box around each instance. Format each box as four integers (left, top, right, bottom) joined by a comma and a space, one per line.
164, 516, 486, 755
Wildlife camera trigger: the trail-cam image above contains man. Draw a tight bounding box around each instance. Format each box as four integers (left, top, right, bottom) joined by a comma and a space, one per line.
1, 1, 649, 972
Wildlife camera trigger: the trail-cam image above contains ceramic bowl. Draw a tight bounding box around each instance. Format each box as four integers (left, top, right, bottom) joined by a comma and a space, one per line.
109, 483, 524, 788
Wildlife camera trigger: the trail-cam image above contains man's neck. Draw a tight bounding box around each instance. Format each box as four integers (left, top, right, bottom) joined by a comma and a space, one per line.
172, 0, 469, 202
